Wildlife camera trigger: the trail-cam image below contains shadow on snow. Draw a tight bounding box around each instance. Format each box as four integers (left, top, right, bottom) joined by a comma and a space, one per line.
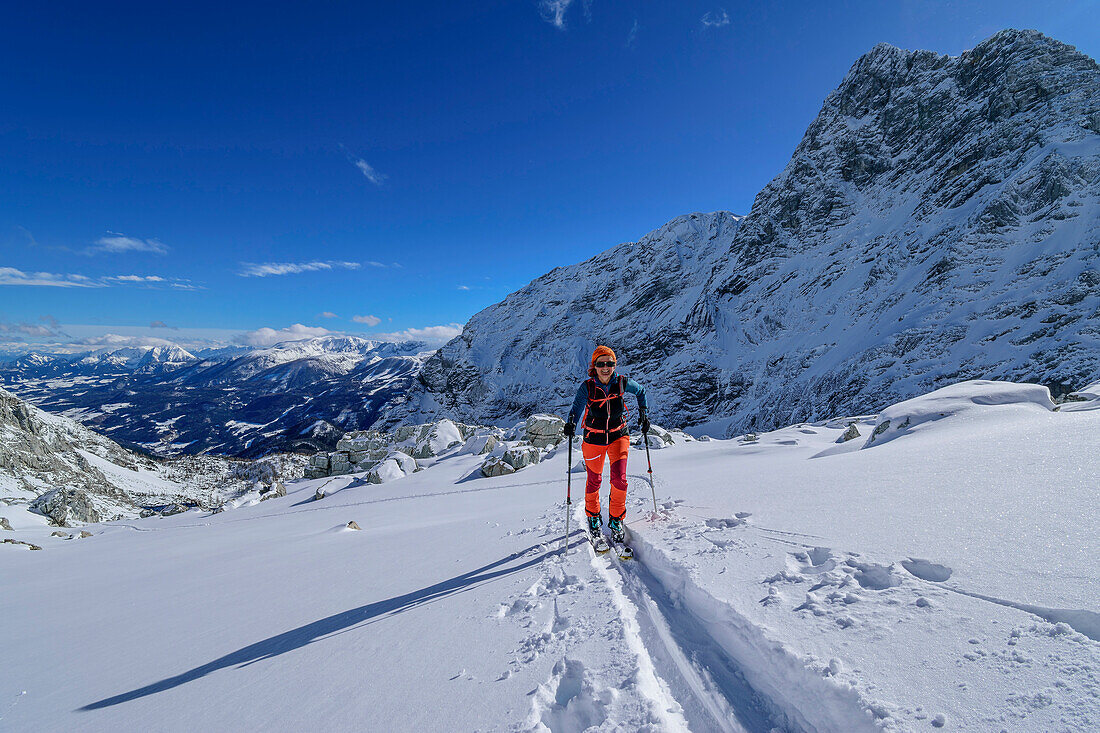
79, 534, 586, 712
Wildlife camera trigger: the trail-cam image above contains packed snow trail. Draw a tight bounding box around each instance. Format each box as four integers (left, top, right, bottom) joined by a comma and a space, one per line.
594, 544, 773, 732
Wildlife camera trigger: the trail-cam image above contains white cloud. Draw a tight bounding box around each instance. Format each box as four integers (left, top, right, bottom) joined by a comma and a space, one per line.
76, 333, 178, 348
87, 232, 169, 255
318, 311, 338, 319
238, 261, 362, 277
373, 324, 462, 345
0, 322, 57, 337
701, 9, 731, 27
0, 323, 244, 357
626, 18, 639, 47
354, 159, 387, 186
540, 0, 573, 29
232, 323, 336, 347
8, 314, 69, 338
0, 267, 101, 288
0, 266, 197, 289
108, 274, 167, 283
457, 285, 471, 291
16, 226, 39, 247
352, 314, 382, 326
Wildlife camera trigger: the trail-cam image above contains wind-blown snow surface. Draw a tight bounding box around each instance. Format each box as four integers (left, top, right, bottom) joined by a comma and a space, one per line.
2, 381, 1097, 731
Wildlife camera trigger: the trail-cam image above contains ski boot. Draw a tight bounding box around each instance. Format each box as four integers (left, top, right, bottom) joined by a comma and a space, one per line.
587, 513, 609, 553
608, 515, 626, 544
608, 515, 632, 559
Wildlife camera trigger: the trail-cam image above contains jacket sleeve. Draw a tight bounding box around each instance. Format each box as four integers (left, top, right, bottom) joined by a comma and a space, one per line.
624, 377, 648, 412
567, 382, 588, 425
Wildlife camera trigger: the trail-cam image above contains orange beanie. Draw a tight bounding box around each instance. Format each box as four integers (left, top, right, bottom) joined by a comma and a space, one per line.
588, 345, 616, 377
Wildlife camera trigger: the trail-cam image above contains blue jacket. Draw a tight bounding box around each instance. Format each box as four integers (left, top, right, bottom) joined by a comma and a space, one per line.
567, 374, 648, 426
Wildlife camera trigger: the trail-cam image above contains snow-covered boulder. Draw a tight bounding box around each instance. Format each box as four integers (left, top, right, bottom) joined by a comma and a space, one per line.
260, 482, 286, 501
30, 487, 131, 526
1061, 380, 1100, 412
349, 449, 389, 466
397, 419, 473, 459
503, 445, 540, 470
329, 452, 354, 476
336, 430, 391, 453
480, 457, 516, 477
837, 423, 861, 443
367, 451, 418, 484
864, 380, 1056, 448
525, 414, 564, 449
458, 432, 503, 456
139, 502, 194, 518
630, 423, 676, 448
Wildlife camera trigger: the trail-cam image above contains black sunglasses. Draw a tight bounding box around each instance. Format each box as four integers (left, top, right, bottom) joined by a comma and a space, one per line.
595, 360, 616, 368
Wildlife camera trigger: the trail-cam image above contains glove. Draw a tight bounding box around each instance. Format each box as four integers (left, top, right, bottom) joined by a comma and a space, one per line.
641, 414, 651, 434
564, 422, 575, 438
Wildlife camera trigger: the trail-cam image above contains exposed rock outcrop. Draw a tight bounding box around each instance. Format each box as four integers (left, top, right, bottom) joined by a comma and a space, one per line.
1, 387, 306, 525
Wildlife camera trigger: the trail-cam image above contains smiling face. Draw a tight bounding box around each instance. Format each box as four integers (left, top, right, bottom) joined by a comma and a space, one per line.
595, 358, 616, 383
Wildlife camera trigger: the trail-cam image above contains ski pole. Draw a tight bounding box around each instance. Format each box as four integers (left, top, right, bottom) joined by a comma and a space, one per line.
563, 435, 573, 552
643, 425, 657, 516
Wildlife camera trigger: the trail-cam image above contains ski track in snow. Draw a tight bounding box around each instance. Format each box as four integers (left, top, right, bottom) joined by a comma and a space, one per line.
597, 536, 769, 733
515, 495, 870, 733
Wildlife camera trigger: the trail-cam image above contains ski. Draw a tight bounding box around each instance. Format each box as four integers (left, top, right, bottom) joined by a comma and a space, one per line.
589, 532, 610, 554
609, 536, 633, 561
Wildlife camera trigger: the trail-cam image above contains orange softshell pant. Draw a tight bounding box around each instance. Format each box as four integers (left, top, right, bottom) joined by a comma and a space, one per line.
582, 436, 629, 519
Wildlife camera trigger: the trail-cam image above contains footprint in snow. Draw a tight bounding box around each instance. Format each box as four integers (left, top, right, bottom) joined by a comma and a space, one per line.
705, 517, 746, 529
845, 560, 902, 590
900, 558, 953, 582
530, 658, 610, 733
787, 547, 837, 575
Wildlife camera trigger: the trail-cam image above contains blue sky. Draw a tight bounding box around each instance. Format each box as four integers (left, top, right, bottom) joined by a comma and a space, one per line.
2, 0, 1098, 353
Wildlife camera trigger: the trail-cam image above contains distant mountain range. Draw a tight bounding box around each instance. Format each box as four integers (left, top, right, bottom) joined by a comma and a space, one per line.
1, 336, 431, 457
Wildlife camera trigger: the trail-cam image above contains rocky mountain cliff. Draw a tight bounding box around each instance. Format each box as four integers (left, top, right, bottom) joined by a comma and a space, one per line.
383, 29, 1100, 436
0, 386, 152, 523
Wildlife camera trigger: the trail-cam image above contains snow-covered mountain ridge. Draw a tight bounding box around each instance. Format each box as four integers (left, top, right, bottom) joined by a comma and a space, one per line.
385, 29, 1100, 437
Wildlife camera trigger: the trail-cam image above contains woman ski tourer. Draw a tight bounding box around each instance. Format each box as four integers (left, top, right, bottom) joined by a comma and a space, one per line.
564, 345, 649, 550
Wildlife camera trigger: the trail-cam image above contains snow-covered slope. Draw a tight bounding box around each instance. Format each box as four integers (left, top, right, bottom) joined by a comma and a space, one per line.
387, 29, 1100, 437
0, 388, 305, 525
2, 380, 1095, 731
0, 387, 160, 523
